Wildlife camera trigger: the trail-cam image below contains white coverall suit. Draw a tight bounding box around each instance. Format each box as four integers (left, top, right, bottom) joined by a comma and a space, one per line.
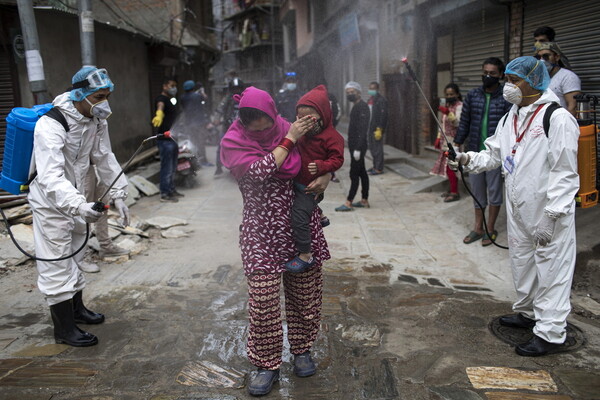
464, 89, 579, 344
28, 92, 127, 306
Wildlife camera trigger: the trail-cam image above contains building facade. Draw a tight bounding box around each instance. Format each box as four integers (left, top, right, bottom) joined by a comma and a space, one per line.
280, 0, 600, 155
0, 0, 218, 166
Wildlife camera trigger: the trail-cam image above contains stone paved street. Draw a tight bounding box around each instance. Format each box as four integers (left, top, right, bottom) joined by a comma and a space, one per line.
0, 144, 599, 399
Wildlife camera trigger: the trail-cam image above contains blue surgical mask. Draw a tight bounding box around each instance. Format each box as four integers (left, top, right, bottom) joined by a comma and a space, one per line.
167, 87, 177, 97
368, 90, 377, 96
287, 83, 297, 91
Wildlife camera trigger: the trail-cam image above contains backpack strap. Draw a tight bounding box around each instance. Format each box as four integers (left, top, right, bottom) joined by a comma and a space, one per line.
500, 112, 510, 129
543, 102, 561, 138
43, 107, 70, 132
25, 108, 70, 188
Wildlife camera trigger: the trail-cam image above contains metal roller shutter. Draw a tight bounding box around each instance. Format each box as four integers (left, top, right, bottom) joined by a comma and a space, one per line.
0, 49, 16, 174
523, 0, 600, 96
452, 10, 507, 94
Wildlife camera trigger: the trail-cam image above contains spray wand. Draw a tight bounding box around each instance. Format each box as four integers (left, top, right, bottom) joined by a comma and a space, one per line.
92, 131, 172, 211
401, 57, 507, 249
401, 58, 458, 165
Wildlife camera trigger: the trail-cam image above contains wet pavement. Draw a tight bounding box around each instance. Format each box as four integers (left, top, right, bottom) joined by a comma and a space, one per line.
0, 143, 600, 399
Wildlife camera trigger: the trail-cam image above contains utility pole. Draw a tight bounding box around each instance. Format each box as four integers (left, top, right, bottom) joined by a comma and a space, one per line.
16, 0, 51, 104
78, 0, 96, 67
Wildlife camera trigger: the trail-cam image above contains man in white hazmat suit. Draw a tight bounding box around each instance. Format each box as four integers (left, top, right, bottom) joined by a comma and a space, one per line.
28, 66, 129, 347
450, 56, 579, 357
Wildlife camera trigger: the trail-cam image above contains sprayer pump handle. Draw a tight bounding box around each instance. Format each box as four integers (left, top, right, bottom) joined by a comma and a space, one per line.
91, 201, 108, 213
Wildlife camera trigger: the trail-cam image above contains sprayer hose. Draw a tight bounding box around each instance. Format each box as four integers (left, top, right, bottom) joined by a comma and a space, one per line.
0, 207, 90, 262
457, 166, 508, 250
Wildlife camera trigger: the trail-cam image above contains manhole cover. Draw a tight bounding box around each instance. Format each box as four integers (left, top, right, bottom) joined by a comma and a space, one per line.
489, 315, 585, 353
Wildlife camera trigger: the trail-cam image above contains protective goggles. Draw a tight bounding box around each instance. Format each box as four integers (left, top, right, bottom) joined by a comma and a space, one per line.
72, 68, 112, 89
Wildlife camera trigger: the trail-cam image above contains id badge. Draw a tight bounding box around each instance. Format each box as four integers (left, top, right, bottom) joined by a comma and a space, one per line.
504, 155, 515, 174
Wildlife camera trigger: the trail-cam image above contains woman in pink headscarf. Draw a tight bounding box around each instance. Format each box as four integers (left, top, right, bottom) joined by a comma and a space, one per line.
220, 87, 331, 396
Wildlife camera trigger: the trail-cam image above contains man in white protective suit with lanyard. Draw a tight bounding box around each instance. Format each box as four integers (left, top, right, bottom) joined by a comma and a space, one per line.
28, 66, 129, 347
450, 56, 579, 357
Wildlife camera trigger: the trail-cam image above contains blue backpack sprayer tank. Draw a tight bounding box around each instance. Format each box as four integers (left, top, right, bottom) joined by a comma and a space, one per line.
0, 105, 171, 261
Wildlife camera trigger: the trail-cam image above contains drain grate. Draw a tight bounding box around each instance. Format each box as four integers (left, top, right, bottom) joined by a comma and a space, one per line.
489, 315, 586, 353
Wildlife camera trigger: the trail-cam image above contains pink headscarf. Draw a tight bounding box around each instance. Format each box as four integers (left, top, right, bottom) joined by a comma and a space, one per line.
220, 86, 301, 180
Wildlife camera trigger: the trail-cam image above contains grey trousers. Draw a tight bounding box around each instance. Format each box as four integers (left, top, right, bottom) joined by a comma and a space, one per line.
368, 134, 384, 171
291, 183, 323, 254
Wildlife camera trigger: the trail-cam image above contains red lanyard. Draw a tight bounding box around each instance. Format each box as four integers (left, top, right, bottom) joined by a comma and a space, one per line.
511, 104, 545, 156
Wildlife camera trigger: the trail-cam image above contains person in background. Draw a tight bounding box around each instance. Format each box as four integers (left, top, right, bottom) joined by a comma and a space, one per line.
80, 165, 130, 274
181, 80, 212, 166
535, 42, 581, 116
430, 83, 463, 203
275, 71, 302, 122
533, 26, 555, 46
213, 77, 245, 176
220, 87, 330, 396
335, 81, 370, 212
28, 66, 129, 347
450, 56, 579, 357
152, 78, 182, 202
454, 57, 512, 247
366, 82, 388, 175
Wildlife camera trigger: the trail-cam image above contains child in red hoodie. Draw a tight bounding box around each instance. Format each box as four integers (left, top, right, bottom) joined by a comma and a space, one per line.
285, 85, 345, 273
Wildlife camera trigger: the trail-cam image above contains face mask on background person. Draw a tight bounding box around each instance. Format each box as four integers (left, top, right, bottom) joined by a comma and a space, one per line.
306, 120, 324, 137
503, 82, 523, 105
445, 97, 457, 104
287, 83, 297, 91
542, 60, 556, 74
368, 89, 377, 96
85, 98, 112, 119
482, 75, 500, 88
167, 87, 177, 97
346, 94, 357, 102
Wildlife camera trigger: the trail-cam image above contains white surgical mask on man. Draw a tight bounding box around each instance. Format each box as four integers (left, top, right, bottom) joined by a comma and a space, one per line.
85, 98, 112, 119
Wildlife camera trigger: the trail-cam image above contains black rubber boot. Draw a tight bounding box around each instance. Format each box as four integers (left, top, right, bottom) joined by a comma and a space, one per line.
499, 313, 536, 329
50, 299, 98, 347
73, 291, 105, 324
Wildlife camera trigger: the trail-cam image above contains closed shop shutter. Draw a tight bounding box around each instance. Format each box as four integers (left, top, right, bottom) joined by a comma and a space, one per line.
0, 48, 18, 179
352, 29, 378, 89
523, 0, 600, 97
452, 8, 507, 94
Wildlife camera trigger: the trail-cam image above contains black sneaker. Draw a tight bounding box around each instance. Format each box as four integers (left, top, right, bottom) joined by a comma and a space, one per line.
293, 351, 316, 377
247, 368, 279, 396
160, 195, 178, 203
173, 190, 185, 197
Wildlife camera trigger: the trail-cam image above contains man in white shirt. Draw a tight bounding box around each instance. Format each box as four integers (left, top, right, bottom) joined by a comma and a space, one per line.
535, 42, 581, 116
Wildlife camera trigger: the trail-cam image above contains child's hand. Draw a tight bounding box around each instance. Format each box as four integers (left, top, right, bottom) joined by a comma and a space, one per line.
308, 162, 318, 175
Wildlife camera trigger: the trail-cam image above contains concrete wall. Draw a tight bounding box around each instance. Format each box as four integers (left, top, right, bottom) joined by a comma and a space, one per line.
16, 9, 152, 162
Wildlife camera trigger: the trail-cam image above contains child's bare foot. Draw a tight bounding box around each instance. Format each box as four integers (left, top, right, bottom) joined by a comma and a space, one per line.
299, 252, 312, 262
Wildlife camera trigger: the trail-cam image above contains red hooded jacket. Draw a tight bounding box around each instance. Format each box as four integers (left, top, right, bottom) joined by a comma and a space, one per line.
295, 85, 345, 186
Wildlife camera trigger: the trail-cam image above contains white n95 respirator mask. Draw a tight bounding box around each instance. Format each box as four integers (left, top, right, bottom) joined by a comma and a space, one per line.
85, 98, 112, 119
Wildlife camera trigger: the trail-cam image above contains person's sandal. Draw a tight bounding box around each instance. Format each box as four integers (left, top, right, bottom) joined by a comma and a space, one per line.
335, 204, 353, 212
482, 230, 498, 247
351, 201, 370, 208
443, 193, 460, 203
463, 231, 484, 244
320, 217, 330, 227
